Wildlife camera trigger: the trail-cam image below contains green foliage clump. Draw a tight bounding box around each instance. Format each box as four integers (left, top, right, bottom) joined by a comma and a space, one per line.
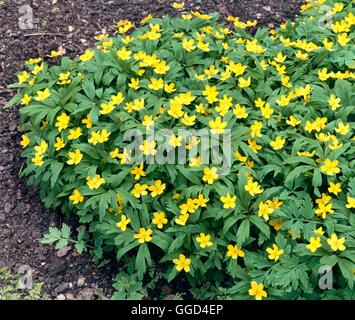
8, 0, 355, 300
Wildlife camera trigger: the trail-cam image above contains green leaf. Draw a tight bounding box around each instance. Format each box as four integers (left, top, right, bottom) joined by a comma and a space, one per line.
250, 216, 270, 238
236, 219, 250, 246
176, 165, 201, 185
50, 161, 64, 188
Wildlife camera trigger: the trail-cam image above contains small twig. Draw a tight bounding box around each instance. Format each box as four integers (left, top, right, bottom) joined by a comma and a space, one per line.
23, 32, 63, 37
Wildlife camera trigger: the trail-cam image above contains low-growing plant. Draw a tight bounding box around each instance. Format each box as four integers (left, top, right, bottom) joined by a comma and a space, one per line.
0, 268, 48, 300
7, 0, 355, 300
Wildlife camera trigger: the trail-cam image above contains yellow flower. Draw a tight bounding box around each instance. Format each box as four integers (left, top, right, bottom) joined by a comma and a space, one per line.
116, 215, 131, 231
131, 183, 149, 198
173, 254, 191, 272
117, 47, 132, 60
260, 103, 274, 119
175, 214, 189, 225
179, 199, 197, 215
98, 130, 111, 143
35, 88, 51, 101
18, 71, 30, 83
250, 121, 263, 138
295, 50, 308, 60
148, 180, 166, 197
128, 78, 140, 90
202, 85, 219, 104
80, 49, 95, 61
154, 61, 170, 74
130, 163, 146, 180
86, 175, 106, 189
88, 129, 111, 145
338, 33, 350, 47
134, 227, 153, 244
172, 2, 184, 9
274, 52, 286, 63
202, 167, 218, 184
220, 193, 236, 209
281, 76, 292, 88
276, 95, 290, 106
258, 201, 274, 221
311, 228, 323, 237
57, 72, 71, 85
148, 78, 164, 90
286, 115, 300, 126
321, 159, 340, 176
67, 149, 83, 165
182, 38, 196, 52
49, 50, 63, 57
245, 39, 265, 54
32, 63, 44, 75
245, 177, 263, 196
54, 137, 65, 151
181, 14, 192, 20
247, 139, 262, 153
269, 219, 283, 231
248, 281, 267, 300
55, 112, 70, 132
270, 136, 286, 150
194, 194, 209, 207
169, 135, 182, 148
140, 14, 154, 25
95, 33, 108, 41
233, 104, 248, 119
110, 148, 120, 159
327, 233, 346, 251
266, 244, 284, 261
21, 94, 32, 106
226, 244, 245, 260
152, 212, 168, 229
131, 98, 145, 111
209, 116, 227, 134
164, 83, 176, 93
82, 114, 93, 129
328, 95, 341, 111
100, 101, 115, 115
27, 57, 42, 65
334, 121, 350, 135
328, 182, 341, 196
181, 113, 196, 126
138, 117, 154, 133
322, 38, 334, 51
32, 153, 44, 166
346, 196, 355, 209
117, 148, 131, 164
196, 233, 213, 248
238, 76, 251, 88
69, 189, 84, 205
111, 92, 125, 105
20, 134, 30, 148
189, 155, 202, 168
235, 150, 247, 163
116, 20, 134, 34
314, 200, 334, 219
34, 140, 48, 155
68, 127, 82, 140
306, 237, 322, 253
139, 140, 157, 156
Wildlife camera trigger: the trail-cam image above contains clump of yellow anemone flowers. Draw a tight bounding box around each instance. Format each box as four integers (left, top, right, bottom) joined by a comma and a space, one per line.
10, 0, 354, 300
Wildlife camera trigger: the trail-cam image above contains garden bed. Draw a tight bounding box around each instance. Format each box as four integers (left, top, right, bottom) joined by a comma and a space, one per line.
1, 0, 304, 299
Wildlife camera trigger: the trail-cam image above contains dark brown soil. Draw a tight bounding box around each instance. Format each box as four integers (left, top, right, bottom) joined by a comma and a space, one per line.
0, 0, 302, 299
